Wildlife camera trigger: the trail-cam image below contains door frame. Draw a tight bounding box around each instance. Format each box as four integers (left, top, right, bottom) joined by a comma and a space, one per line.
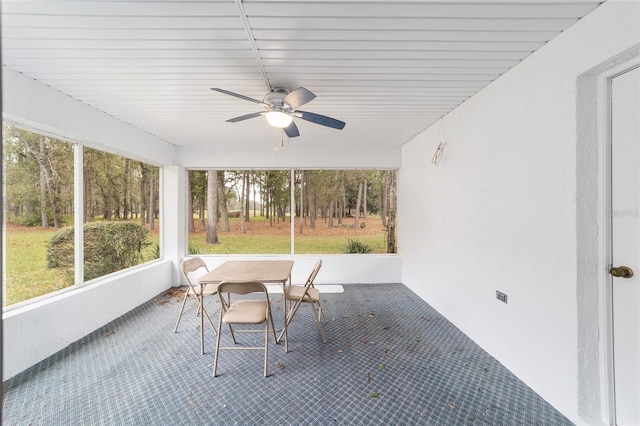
597, 58, 640, 426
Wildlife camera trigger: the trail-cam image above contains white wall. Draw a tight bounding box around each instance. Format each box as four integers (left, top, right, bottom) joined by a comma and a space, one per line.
399, 1, 639, 425
189, 254, 401, 286
177, 144, 401, 169
3, 261, 174, 379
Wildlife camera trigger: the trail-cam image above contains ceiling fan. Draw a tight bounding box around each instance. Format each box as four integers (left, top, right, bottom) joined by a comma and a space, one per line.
210, 87, 346, 138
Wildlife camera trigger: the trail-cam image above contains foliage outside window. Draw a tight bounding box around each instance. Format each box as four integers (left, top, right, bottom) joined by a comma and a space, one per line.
187, 169, 397, 255
3, 125, 160, 307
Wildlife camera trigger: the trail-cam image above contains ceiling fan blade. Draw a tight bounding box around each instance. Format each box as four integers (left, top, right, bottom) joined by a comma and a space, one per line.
211, 88, 266, 105
283, 121, 300, 138
283, 87, 316, 109
226, 111, 266, 122
295, 110, 346, 130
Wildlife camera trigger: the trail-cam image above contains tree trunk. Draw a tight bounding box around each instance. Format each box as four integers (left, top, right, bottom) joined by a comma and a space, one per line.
104, 156, 113, 220
187, 175, 195, 233
363, 178, 367, 220
39, 135, 49, 229
140, 163, 148, 226
199, 197, 206, 231
310, 193, 316, 229
381, 172, 389, 227
123, 159, 130, 220
328, 200, 334, 227
52, 187, 62, 229
386, 171, 397, 253
354, 180, 363, 229
253, 179, 257, 217
298, 171, 304, 234
205, 170, 219, 244
338, 171, 345, 225
83, 162, 90, 223
219, 172, 230, 232
244, 171, 250, 222
148, 172, 155, 230
239, 173, 246, 233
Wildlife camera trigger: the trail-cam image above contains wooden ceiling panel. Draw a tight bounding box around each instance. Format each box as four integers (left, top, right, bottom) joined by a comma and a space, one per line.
242, 2, 598, 19
0, 0, 603, 148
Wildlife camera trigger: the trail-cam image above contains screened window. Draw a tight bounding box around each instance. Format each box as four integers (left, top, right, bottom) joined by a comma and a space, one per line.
3, 124, 160, 307
187, 169, 397, 255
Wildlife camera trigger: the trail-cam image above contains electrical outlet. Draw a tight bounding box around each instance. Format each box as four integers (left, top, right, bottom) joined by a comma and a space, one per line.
496, 291, 508, 304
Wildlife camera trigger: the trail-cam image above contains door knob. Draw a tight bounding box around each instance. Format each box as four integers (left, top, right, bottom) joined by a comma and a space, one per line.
610, 266, 634, 278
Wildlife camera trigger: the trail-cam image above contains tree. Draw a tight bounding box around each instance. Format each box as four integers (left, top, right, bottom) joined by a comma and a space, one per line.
298, 170, 304, 234
148, 167, 155, 230
189, 171, 207, 231
354, 179, 363, 229
244, 171, 251, 222
38, 135, 50, 228
187, 173, 195, 233
386, 170, 397, 253
206, 170, 219, 244
4, 127, 73, 229
218, 170, 230, 232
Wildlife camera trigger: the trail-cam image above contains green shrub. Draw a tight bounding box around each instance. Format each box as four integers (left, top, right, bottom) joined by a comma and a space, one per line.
151, 243, 161, 259
48, 222, 150, 282
343, 238, 372, 254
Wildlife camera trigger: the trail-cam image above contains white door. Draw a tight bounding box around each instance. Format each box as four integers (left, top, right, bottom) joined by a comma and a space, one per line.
611, 65, 640, 426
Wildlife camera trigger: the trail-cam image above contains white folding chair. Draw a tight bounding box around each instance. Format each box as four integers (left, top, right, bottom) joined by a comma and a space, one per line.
277, 259, 327, 348
173, 257, 218, 338
213, 281, 277, 377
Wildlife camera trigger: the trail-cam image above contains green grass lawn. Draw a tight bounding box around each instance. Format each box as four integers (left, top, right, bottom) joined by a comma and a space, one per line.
4, 216, 390, 306
4, 228, 69, 306
188, 233, 386, 254
4, 225, 160, 307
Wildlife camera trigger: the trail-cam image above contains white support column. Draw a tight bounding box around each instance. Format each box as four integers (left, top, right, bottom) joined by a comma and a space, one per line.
162, 165, 188, 285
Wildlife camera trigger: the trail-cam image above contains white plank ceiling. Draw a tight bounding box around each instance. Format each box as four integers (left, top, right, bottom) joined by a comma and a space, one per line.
1, 0, 603, 149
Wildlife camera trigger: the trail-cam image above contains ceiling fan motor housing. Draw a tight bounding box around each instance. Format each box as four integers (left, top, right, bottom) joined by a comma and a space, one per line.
264, 88, 289, 110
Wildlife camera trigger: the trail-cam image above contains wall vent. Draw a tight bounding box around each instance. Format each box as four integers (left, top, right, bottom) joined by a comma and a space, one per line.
496, 291, 508, 304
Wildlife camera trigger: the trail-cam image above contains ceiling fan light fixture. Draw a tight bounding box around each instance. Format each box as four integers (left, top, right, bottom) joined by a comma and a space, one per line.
266, 111, 293, 128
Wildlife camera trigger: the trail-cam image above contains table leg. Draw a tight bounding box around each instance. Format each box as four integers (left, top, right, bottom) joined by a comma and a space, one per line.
200, 284, 205, 355
282, 285, 288, 352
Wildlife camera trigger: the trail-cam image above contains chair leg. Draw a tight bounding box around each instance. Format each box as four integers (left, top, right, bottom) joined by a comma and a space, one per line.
228, 323, 237, 344
264, 320, 269, 377
173, 293, 190, 333
201, 304, 218, 335
310, 302, 327, 343
213, 314, 223, 377
268, 309, 277, 343
317, 301, 327, 323
277, 300, 303, 343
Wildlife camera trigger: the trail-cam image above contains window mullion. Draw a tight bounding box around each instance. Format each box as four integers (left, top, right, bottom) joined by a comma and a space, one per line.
73, 144, 84, 285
